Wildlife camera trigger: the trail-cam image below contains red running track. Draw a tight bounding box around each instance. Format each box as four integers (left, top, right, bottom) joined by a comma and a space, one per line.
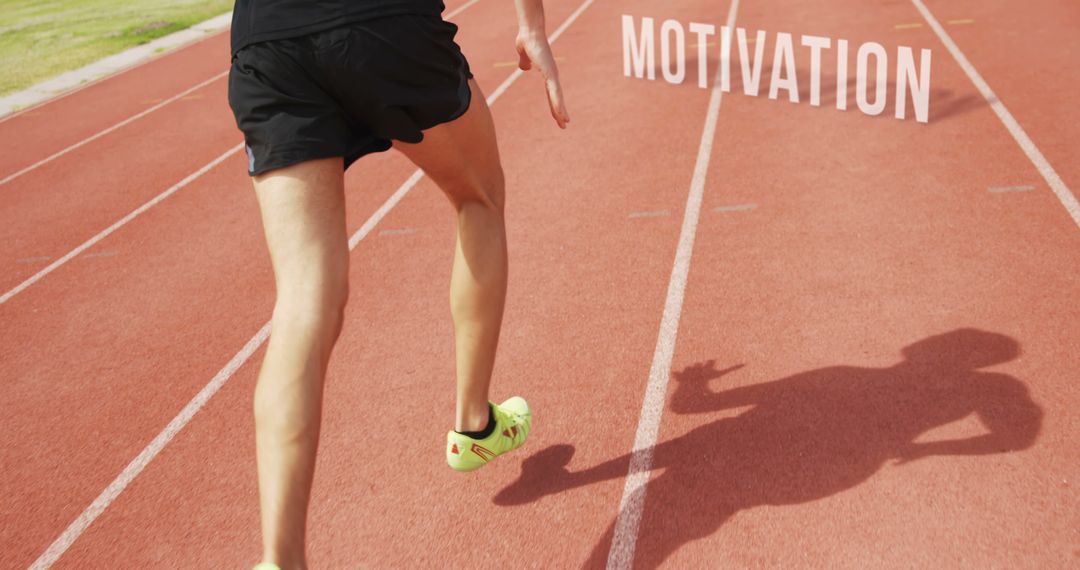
1, 0, 1077, 567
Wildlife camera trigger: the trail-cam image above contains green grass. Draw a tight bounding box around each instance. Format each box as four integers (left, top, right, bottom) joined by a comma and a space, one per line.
0, 0, 232, 96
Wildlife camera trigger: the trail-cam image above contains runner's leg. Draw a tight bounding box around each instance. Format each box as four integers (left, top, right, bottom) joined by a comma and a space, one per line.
250, 157, 349, 569
393, 79, 507, 433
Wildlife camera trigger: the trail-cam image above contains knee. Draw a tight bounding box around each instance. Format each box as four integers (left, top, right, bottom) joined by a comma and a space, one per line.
273, 271, 350, 338
486, 165, 506, 212
448, 165, 506, 214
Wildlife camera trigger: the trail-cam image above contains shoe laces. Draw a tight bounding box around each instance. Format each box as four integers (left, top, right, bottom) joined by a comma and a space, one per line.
500, 410, 527, 445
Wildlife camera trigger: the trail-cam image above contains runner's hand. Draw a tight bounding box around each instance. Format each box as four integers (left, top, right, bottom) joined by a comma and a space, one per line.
516, 31, 569, 128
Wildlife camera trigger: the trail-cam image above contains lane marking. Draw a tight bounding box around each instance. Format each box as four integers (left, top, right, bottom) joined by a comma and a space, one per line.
714, 203, 757, 212
607, 1, 740, 568
894, 23, 924, 30
628, 210, 670, 219
0, 0, 479, 178
378, 228, 418, 236
0, 70, 229, 187
988, 185, 1035, 194
0, 145, 242, 307
910, 0, 1080, 229
26, 319, 274, 570
16, 256, 51, 264
445, 0, 483, 19
82, 251, 119, 258
26, 1, 596, 566
2, 0, 492, 297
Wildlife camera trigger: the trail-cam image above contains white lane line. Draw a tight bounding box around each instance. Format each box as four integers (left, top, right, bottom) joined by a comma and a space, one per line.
81, 251, 119, 259
988, 185, 1035, 194
714, 203, 757, 212
378, 227, 418, 236
1, 0, 477, 180
0, 144, 242, 307
25, 320, 272, 570
628, 210, 670, 219
26, 0, 594, 566
606, 1, 740, 568
0, 70, 229, 187
1, 0, 492, 304
445, 0, 482, 19
909, 0, 1080, 229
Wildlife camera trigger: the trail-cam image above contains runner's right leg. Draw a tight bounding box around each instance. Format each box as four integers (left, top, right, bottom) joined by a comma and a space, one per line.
393, 79, 508, 435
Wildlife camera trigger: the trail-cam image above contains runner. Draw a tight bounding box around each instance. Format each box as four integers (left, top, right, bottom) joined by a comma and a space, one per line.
226, 1, 569, 568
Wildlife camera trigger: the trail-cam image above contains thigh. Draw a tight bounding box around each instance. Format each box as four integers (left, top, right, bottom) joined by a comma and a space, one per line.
252, 158, 350, 297
392, 79, 505, 210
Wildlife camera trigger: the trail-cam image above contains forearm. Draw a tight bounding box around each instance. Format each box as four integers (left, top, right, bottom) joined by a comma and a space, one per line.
513, 0, 547, 35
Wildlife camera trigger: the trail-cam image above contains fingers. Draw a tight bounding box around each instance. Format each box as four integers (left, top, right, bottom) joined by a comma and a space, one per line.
517, 44, 533, 71
534, 56, 569, 128
545, 76, 569, 129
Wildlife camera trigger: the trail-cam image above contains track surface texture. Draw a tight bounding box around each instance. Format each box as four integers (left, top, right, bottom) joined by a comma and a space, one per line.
1, 0, 1077, 568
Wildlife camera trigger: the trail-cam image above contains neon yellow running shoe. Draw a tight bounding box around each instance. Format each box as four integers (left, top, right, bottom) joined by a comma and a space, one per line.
446, 397, 532, 472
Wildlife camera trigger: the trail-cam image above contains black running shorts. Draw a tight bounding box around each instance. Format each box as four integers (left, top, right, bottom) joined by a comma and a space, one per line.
228, 14, 473, 176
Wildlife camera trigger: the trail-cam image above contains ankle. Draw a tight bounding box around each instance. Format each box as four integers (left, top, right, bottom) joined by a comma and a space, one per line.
260, 558, 304, 570
455, 402, 493, 434
262, 545, 306, 570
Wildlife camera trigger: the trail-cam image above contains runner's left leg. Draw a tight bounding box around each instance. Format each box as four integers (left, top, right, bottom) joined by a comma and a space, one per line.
250, 157, 349, 570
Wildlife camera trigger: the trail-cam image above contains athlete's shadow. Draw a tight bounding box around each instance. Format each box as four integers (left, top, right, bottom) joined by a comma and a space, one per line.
495, 329, 1042, 568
